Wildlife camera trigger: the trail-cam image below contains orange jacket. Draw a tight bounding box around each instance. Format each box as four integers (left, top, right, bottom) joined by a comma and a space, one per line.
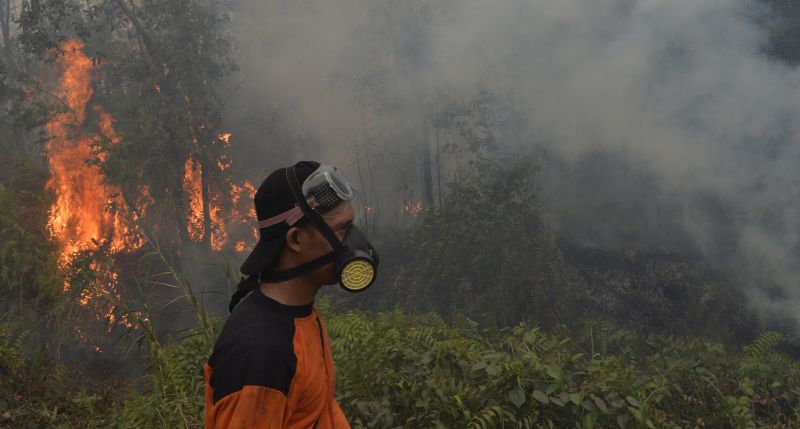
204, 291, 349, 429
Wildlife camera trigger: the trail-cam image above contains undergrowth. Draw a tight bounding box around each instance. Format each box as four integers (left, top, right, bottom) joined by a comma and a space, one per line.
87, 303, 800, 428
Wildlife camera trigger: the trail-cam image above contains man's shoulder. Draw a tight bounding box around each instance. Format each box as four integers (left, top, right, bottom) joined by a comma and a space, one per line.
212, 300, 297, 358
208, 301, 300, 400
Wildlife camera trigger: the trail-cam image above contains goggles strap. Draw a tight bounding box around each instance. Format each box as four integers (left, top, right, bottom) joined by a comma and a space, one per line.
258, 206, 304, 229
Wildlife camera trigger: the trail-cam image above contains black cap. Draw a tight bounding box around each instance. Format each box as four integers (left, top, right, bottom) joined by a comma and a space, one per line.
240, 161, 320, 275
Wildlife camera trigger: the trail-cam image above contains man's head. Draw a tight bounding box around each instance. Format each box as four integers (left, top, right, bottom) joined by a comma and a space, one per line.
239, 161, 362, 286
229, 161, 377, 313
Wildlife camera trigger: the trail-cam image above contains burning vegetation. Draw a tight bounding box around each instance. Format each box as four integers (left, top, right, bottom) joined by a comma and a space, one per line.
45, 39, 143, 268
43, 39, 257, 332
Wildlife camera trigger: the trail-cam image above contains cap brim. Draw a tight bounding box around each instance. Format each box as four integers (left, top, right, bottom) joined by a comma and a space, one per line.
240, 236, 284, 275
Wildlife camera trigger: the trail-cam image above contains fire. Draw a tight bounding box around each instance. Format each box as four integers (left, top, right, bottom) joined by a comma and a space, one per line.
44, 40, 144, 337
209, 194, 227, 251
233, 181, 258, 242
401, 200, 423, 216
183, 156, 205, 241
183, 155, 257, 250
216, 157, 232, 171
47, 42, 258, 339
45, 40, 142, 267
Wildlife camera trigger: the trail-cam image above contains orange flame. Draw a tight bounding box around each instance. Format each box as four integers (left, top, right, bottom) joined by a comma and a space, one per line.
401, 200, 423, 216
231, 181, 258, 243
216, 157, 232, 171
183, 156, 205, 241
210, 193, 227, 252
45, 40, 142, 267
45, 39, 144, 336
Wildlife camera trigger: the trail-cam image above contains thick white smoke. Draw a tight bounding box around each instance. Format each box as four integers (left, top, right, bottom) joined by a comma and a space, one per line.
226, 0, 800, 324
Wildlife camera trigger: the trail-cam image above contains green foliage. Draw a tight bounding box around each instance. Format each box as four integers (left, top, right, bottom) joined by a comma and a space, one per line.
110, 332, 213, 428
0, 324, 27, 375
106, 304, 800, 428
330, 309, 800, 428
0, 161, 63, 318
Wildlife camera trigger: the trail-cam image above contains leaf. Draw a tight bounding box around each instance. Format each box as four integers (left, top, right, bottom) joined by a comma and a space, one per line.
507, 389, 526, 408
583, 411, 598, 429
524, 329, 539, 344
532, 390, 549, 404
626, 396, 640, 407
593, 397, 608, 413
471, 361, 488, 372
546, 364, 563, 380
569, 392, 584, 406
545, 381, 561, 395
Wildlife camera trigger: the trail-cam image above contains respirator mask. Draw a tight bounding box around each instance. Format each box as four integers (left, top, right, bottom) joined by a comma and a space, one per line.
258, 164, 379, 293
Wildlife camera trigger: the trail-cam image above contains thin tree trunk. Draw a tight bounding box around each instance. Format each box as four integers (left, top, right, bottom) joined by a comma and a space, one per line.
1, 0, 12, 66
435, 91, 442, 206
417, 96, 434, 207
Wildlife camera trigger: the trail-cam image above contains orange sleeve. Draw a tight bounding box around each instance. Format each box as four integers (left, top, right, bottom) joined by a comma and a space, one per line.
210, 385, 289, 429
331, 399, 350, 429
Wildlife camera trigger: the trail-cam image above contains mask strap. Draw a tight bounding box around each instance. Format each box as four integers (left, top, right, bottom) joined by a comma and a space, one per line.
259, 247, 344, 283
229, 248, 345, 313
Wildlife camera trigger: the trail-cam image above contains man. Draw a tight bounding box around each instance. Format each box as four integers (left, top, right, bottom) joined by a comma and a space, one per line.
204, 161, 379, 428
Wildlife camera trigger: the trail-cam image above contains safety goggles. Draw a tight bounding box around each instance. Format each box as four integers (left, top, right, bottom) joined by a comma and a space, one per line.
301, 164, 356, 214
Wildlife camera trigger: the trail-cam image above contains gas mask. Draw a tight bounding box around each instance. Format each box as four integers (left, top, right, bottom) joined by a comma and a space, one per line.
259, 165, 380, 293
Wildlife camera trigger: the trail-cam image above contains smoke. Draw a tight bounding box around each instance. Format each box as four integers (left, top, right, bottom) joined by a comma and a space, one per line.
224, 0, 800, 324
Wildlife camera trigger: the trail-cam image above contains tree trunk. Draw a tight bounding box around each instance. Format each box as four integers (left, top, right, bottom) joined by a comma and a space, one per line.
435, 91, 442, 206
1, 0, 12, 65
417, 96, 434, 207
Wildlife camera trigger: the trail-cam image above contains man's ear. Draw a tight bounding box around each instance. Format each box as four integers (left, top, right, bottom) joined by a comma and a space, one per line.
285, 227, 302, 252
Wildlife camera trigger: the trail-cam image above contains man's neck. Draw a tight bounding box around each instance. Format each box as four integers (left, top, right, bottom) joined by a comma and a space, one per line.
259, 277, 320, 306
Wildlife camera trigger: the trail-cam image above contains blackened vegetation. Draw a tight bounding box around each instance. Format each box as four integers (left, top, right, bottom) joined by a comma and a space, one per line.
561, 244, 760, 344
